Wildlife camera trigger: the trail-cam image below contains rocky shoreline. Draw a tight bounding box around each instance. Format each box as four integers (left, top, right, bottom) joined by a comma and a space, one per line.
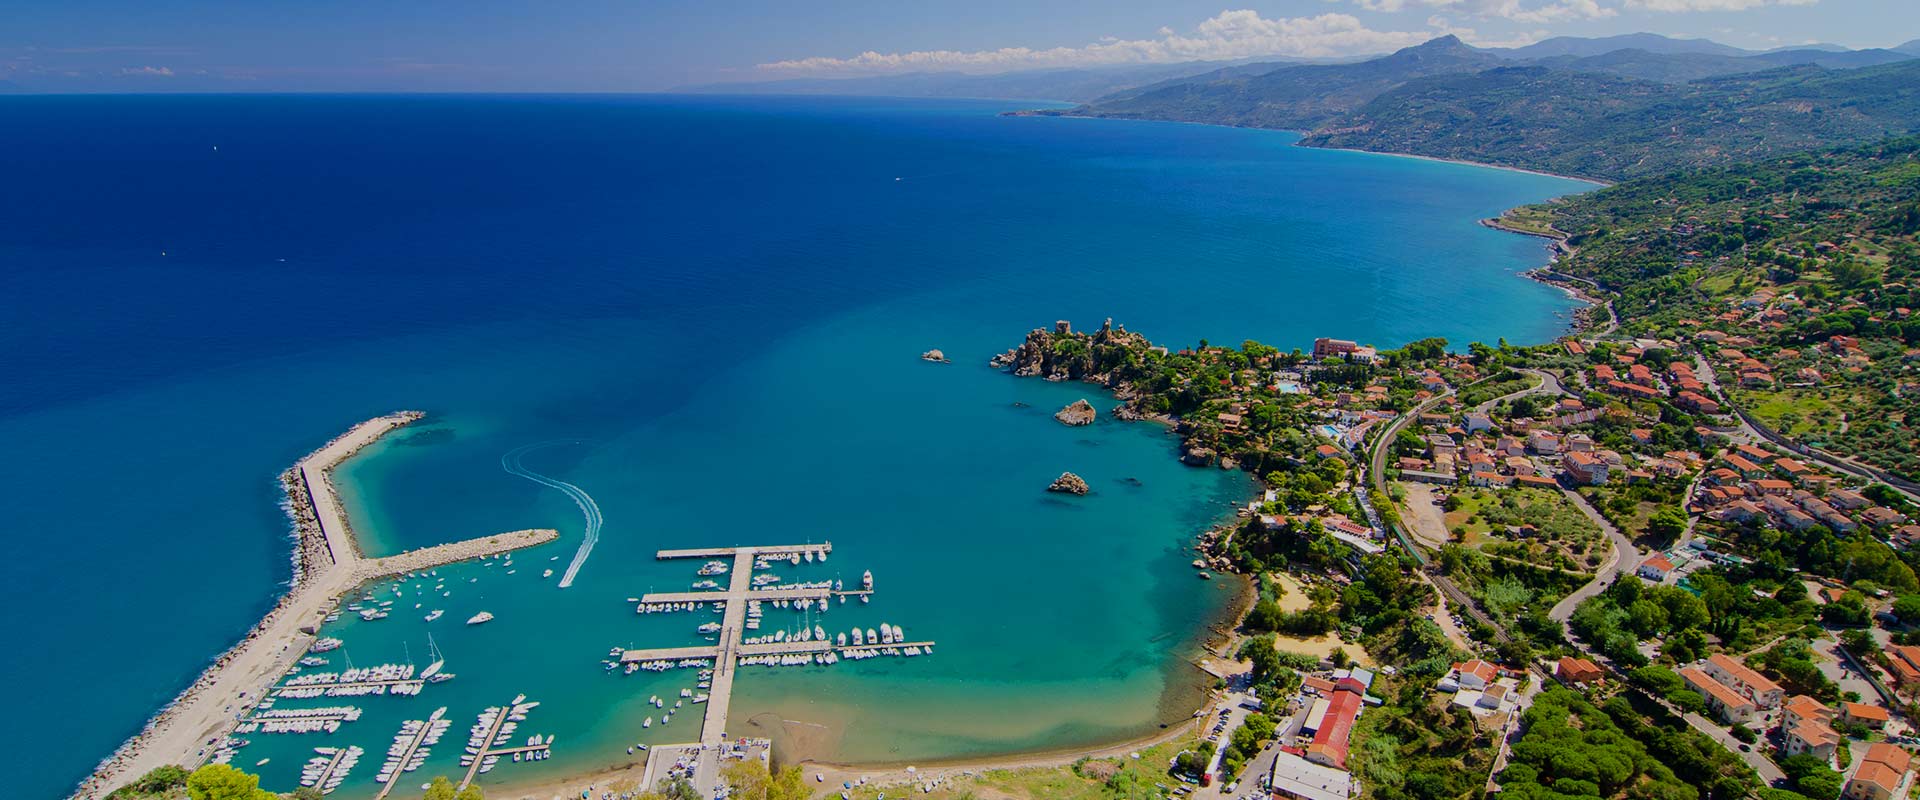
73, 411, 424, 798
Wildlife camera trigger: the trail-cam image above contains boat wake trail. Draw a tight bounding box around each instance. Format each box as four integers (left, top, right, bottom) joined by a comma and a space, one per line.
502, 442, 602, 589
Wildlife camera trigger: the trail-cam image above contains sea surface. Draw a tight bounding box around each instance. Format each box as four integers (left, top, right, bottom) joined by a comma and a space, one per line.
0, 94, 1592, 799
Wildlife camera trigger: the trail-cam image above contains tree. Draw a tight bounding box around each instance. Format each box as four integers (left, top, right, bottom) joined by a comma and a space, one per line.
184, 765, 276, 800
721, 760, 808, 800
422, 777, 457, 800
1893, 594, 1920, 624
113, 765, 190, 798
1648, 507, 1688, 542
291, 788, 325, 800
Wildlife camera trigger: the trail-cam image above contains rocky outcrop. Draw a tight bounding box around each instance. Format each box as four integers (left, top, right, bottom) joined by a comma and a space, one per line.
1055, 399, 1096, 426
921, 349, 949, 363
1047, 472, 1090, 495
1181, 447, 1217, 467
989, 317, 1151, 382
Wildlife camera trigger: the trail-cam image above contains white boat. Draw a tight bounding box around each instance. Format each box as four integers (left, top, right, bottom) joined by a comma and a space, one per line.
424, 610, 444, 622
542, 569, 553, 578
642, 717, 652, 728
467, 612, 494, 625
421, 636, 446, 680
862, 570, 874, 589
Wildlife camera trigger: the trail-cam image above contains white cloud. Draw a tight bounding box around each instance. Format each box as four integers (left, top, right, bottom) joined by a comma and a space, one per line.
1350, 0, 1616, 23
1426, 16, 1552, 48
118, 65, 174, 76
1624, 0, 1815, 11
758, 11, 1439, 75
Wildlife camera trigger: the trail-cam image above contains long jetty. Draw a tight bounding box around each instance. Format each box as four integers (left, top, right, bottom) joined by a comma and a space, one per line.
78, 414, 560, 800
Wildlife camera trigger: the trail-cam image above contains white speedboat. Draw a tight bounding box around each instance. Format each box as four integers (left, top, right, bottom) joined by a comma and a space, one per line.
467, 612, 494, 625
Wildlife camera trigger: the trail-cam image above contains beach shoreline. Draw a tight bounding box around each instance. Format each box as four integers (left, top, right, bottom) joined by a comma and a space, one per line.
75, 413, 558, 799
1002, 109, 1611, 187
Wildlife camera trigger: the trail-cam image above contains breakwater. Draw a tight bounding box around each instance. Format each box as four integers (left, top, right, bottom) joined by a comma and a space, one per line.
76, 414, 556, 799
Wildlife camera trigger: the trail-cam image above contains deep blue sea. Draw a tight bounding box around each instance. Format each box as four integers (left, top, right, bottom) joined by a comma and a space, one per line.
0, 94, 1592, 799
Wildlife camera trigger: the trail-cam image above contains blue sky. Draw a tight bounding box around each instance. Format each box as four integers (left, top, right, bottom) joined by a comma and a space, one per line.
2, 0, 1915, 91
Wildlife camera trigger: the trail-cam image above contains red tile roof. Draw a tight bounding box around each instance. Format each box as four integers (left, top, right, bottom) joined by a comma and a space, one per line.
1309, 684, 1364, 767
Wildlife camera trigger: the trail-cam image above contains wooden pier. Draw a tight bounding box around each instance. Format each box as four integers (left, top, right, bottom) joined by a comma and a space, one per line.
371, 707, 446, 800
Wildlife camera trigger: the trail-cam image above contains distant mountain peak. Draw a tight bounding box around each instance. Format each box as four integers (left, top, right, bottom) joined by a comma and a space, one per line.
1405, 35, 1474, 54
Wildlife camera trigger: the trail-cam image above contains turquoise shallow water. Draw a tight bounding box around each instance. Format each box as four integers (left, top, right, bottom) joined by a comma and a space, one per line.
0, 94, 1591, 798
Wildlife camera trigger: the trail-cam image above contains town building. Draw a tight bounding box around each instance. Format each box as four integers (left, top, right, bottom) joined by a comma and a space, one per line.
1703, 653, 1785, 709
1680, 666, 1757, 724
1637, 554, 1674, 582
1555, 657, 1604, 685
1844, 743, 1913, 800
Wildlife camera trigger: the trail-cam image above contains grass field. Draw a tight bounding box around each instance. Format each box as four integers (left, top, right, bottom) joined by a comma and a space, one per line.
838, 734, 1206, 800
1443, 487, 1602, 569
1735, 388, 1849, 438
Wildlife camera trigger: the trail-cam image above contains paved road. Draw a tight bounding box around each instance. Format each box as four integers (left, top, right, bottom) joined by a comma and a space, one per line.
1681, 709, 1787, 785
1198, 693, 1255, 796
1472, 368, 1562, 414
1694, 354, 1920, 505
1365, 381, 1513, 643
1547, 488, 1640, 626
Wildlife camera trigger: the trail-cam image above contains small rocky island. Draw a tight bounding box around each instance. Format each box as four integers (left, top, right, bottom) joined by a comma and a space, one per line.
1047, 472, 1090, 495
1054, 399, 1096, 426
920, 348, 950, 363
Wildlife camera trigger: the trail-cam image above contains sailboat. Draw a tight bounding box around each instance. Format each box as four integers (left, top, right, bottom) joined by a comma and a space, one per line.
422, 634, 455, 683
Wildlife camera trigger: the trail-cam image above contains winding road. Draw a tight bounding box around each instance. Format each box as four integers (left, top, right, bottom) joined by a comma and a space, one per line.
1693, 355, 1920, 505
1365, 383, 1513, 643
1546, 488, 1639, 626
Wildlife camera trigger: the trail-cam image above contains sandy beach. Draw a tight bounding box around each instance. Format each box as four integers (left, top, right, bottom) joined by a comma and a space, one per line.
486, 714, 1209, 800
75, 413, 558, 799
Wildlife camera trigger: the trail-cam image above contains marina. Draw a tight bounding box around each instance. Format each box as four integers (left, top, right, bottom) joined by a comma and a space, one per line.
237, 706, 365, 735
370, 708, 450, 800
622, 543, 935, 797
299, 745, 363, 795
455, 696, 552, 789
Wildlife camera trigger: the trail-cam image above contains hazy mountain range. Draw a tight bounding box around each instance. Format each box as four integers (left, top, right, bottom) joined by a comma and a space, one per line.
682, 34, 1920, 104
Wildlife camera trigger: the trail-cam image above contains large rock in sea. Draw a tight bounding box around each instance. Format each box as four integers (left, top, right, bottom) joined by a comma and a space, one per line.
1048, 472, 1090, 495
1181, 447, 1217, 467
1055, 399, 1097, 426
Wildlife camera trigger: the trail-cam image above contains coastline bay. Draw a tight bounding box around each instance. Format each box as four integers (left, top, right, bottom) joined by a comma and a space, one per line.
0, 94, 1591, 798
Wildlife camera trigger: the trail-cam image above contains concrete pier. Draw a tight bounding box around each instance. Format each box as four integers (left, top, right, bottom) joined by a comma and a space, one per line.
629, 543, 930, 798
